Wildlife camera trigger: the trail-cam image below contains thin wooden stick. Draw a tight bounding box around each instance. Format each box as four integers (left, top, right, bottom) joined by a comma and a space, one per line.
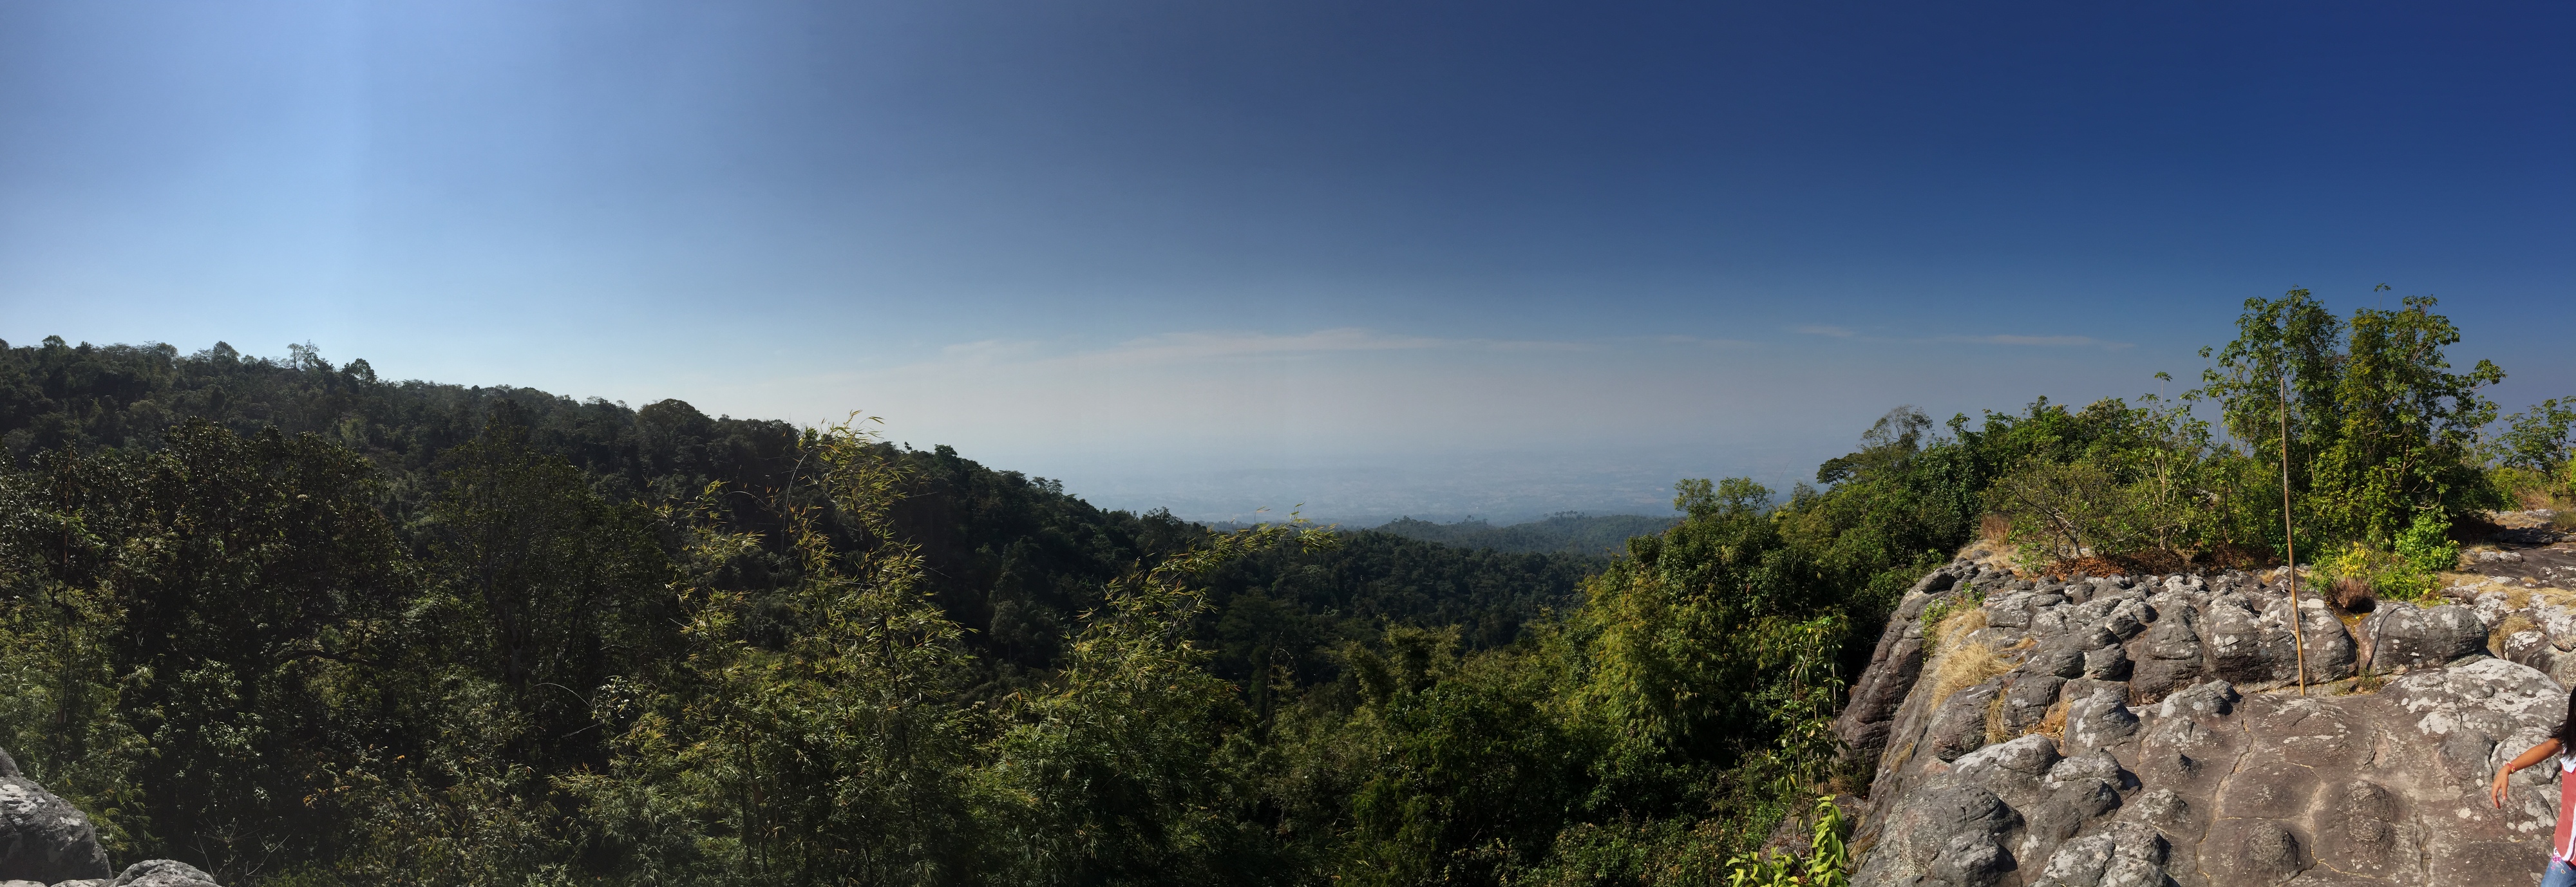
2282, 371, 2306, 696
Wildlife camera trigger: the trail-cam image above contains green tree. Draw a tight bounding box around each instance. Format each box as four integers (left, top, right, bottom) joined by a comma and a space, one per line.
571, 416, 984, 886
985, 521, 1336, 886
2198, 288, 2504, 547
0, 420, 413, 879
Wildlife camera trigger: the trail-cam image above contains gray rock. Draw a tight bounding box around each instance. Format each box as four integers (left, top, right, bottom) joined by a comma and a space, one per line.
1847, 565, 2576, 887
2199, 593, 2269, 684
2044, 752, 2132, 791
108, 860, 221, 887
2029, 821, 2167, 887
2031, 646, 2086, 680
1854, 782, 2022, 887
2204, 819, 2306, 884
2126, 605, 2204, 702
0, 774, 109, 884
2119, 788, 2189, 830
2367, 602, 2487, 669
1996, 674, 2066, 736
2505, 628, 2555, 671
2081, 644, 2132, 681
2257, 594, 2358, 682
2064, 686, 2138, 754
1952, 735, 2058, 807
2150, 679, 2235, 720
2096, 599, 2153, 642
1926, 680, 2006, 761
2017, 776, 2119, 868
1927, 832, 2014, 886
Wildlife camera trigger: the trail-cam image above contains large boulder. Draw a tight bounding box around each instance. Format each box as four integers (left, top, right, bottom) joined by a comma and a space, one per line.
2365, 603, 2487, 669
108, 859, 221, 887
1846, 564, 2576, 887
0, 748, 109, 884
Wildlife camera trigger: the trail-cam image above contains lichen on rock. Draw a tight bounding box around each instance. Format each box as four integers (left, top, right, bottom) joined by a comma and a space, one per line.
1837, 557, 2576, 886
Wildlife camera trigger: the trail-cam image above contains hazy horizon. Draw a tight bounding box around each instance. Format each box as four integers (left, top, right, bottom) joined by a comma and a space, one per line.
8, 2, 2569, 521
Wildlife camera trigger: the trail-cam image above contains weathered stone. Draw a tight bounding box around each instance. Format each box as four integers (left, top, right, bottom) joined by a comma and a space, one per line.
2126, 605, 2204, 702
0, 771, 111, 884
1853, 782, 2022, 886
2201, 593, 2270, 684
2043, 752, 2131, 791
2151, 678, 2235, 720
2097, 599, 2152, 642
2258, 594, 2359, 682
1837, 631, 1926, 756
108, 860, 222, 887
1926, 680, 2006, 761
2063, 685, 2138, 754
2016, 776, 2118, 866
1996, 674, 2066, 736
2204, 819, 2307, 884
2081, 644, 2132, 681
2307, 779, 2416, 880
1846, 558, 2576, 887
2367, 602, 2487, 669
1927, 831, 2014, 886
1952, 735, 2058, 808
2505, 628, 2555, 672
2031, 646, 2085, 680
2029, 821, 2166, 887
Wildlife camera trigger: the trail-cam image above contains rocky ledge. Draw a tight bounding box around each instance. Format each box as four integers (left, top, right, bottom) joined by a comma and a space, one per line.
0, 749, 220, 887
1835, 561, 2576, 886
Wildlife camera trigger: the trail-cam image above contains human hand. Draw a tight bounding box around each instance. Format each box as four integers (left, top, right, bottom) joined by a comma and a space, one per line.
2493, 767, 2514, 808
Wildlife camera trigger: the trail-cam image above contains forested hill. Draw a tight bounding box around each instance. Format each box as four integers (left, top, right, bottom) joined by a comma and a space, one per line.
1370, 512, 1680, 554
3, 294, 2557, 886
0, 336, 1589, 688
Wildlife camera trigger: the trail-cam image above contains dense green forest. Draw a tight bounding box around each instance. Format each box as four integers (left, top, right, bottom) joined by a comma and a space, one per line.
1, 291, 2568, 886
1367, 514, 1680, 556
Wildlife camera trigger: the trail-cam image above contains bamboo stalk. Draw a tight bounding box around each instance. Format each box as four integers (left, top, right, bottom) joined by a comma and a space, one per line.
2282, 371, 2306, 695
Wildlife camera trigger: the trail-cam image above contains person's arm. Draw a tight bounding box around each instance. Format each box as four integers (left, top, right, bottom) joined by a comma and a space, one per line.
2494, 738, 2562, 808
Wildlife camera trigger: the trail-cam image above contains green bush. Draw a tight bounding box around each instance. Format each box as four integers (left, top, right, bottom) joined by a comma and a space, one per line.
2316, 511, 2459, 602
1720, 796, 1849, 887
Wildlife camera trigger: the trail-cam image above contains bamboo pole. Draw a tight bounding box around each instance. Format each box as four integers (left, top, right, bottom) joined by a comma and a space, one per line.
2282, 371, 2306, 695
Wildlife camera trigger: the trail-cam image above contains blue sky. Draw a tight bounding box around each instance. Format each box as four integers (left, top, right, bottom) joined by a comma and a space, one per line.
3, 1, 2570, 521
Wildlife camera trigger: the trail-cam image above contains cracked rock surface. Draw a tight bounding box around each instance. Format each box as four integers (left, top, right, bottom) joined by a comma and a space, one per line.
1836, 560, 2576, 886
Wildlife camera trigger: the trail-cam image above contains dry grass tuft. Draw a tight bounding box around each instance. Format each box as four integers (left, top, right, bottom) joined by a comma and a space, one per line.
1984, 688, 2012, 746
1924, 639, 2012, 713
2025, 698, 2068, 742
1979, 513, 2013, 546
2046, 556, 2126, 581
2491, 613, 2539, 658
1932, 606, 1989, 655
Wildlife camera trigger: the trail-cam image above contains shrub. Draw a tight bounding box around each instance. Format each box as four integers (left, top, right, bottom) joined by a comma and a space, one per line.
2315, 512, 2458, 604
1721, 796, 1849, 887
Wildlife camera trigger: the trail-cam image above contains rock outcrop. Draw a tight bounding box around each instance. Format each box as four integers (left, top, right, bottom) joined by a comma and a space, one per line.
1838, 561, 2576, 886
0, 748, 108, 884
0, 749, 221, 887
